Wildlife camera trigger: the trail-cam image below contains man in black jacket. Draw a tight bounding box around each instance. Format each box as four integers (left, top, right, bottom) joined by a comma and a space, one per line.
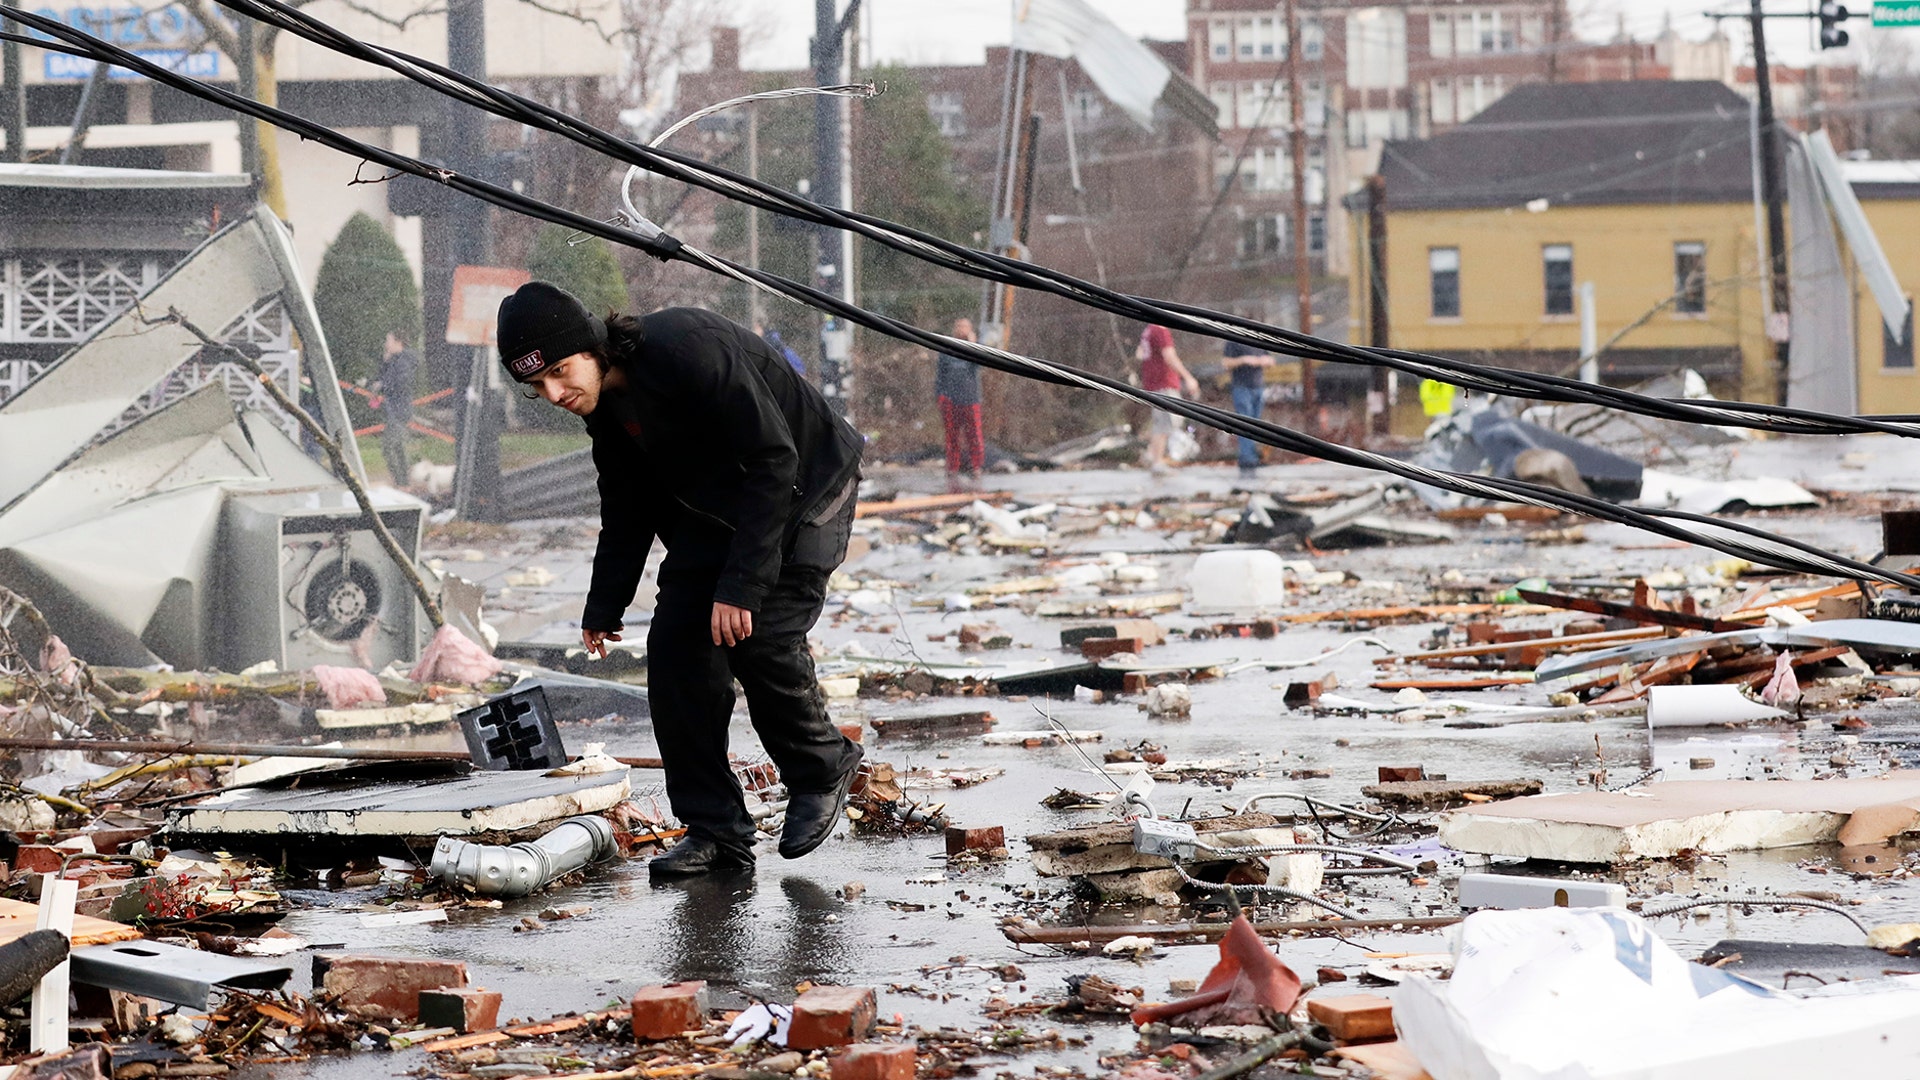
496, 282, 864, 878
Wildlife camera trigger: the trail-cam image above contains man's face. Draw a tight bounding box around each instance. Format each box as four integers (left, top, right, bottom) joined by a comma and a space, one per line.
953, 318, 976, 343
526, 351, 605, 416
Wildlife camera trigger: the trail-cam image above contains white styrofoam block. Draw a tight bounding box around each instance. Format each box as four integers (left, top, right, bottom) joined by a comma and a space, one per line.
1457, 872, 1627, 911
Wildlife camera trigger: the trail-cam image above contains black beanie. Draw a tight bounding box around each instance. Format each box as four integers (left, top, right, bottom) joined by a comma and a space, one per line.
496, 281, 609, 381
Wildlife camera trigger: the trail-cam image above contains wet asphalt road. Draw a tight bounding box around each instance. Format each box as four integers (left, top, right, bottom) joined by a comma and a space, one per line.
258, 447, 1920, 1076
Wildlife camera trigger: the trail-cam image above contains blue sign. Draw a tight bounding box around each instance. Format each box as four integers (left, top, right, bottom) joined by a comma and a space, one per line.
30, 6, 222, 81
45, 48, 219, 80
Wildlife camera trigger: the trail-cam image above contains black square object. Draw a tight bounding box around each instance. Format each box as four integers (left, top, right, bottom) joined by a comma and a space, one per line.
457, 685, 567, 770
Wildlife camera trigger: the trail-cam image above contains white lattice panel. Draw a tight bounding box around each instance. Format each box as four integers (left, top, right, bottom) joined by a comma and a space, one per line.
2, 255, 159, 343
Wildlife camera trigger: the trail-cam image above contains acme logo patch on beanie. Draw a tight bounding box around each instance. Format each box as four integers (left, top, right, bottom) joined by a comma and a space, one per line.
496, 281, 609, 382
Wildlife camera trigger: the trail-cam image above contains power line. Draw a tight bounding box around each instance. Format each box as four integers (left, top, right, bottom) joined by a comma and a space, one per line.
5, 8, 1920, 592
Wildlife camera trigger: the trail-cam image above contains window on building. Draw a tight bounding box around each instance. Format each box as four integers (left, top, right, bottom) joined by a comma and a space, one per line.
1480, 11, 1499, 52
1430, 13, 1453, 57
1430, 247, 1461, 318
1256, 16, 1279, 58
1520, 14, 1546, 46
1071, 89, 1104, 124
1674, 241, 1707, 314
1543, 244, 1574, 316
1302, 17, 1324, 59
1308, 212, 1326, 254
1210, 83, 1236, 128
927, 92, 965, 137
1305, 78, 1327, 129
1237, 17, 1257, 59
1887, 301, 1915, 370
1211, 18, 1231, 60
1240, 214, 1287, 260
1431, 77, 1455, 125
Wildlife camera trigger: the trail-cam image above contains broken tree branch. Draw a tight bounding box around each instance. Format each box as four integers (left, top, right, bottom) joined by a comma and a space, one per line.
158, 306, 445, 630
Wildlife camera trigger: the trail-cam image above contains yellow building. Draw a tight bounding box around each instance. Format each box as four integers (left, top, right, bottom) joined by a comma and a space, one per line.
1349, 80, 1774, 423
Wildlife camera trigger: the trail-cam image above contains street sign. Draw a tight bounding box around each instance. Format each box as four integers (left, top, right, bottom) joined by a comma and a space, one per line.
446, 266, 530, 347
1875, 0, 1920, 26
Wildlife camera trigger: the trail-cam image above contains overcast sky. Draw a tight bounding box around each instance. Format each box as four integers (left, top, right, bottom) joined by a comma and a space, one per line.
734, 0, 1865, 74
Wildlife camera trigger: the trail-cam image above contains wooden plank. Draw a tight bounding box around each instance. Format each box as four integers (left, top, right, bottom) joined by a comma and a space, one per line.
1369, 676, 1534, 690
1436, 505, 1564, 523
0, 897, 142, 949
855, 492, 1008, 517
30, 876, 77, 1054
1279, 603, 1554, 625
1515, 589, 1753, 633
1591, 649, 1704, 704
1374, 626, 1667, 667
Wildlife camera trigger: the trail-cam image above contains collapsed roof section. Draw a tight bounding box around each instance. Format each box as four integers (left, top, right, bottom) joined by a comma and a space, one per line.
0, 194, 426, 672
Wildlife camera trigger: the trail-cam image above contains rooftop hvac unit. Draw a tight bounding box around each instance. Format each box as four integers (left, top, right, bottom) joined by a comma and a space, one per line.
217, 491, 425, 673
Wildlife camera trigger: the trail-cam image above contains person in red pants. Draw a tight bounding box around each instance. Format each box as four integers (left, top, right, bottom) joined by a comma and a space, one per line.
935, 317, 985, 492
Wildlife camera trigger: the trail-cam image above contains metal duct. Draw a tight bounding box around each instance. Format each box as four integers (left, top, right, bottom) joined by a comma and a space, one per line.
428, 815, 617, 898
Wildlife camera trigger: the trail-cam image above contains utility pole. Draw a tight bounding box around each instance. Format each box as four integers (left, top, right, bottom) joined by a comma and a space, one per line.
1749, 0, 1791, 401
235, 17, 260, 180
2, 17, 25, 163
812, 0, 857, 416
1365, 175, 1389, 437
1285, 0, 1315, 421
445, 0, 502, 521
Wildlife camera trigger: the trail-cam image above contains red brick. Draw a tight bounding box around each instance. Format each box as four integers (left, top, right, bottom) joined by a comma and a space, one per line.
787, 985, 877, 1049
1376, 766, 1424, 783
1464, 622, 1501, 644
838, 723, 864, 743
14, 845, 66, 875
831, 1043, 915, 1080
1122, 672, 1150, 694
1306, 994, 1395, 1043
944, 825, 1005, 856
1081, 637, 1144, 660
630, 981, 709, 1040
1492, 629, 1552, 644
417, 988, 501, 1033
1562, 619, 1607, 637
321, 955, 467, 1021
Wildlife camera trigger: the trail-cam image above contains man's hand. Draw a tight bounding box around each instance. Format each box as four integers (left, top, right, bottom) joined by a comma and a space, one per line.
712, 602, 754, 647
1182, 373, 1201, 396
582, 627, 622, 659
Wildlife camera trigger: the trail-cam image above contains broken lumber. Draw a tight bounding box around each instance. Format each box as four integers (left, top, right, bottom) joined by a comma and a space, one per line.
1516, 589, 1753, 633
0, 737, 664, 770
1376, 626, 1667, 667
855, 491, 1008, 517
1363, 778, 1544, 809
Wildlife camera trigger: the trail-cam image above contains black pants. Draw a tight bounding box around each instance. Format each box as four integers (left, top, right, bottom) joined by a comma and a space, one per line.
646, 496, 860, 855
381, 422, 410, 485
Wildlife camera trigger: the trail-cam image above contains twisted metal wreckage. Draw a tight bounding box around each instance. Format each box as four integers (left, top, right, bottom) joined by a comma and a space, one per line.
4, 0, 1920, 675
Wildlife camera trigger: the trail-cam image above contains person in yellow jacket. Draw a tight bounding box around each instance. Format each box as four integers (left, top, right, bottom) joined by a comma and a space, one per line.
1420, 378, 1457, 418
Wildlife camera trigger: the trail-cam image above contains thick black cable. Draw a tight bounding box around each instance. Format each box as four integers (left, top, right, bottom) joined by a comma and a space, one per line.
180, 0, 1920, 443
10, 11, 1920, 591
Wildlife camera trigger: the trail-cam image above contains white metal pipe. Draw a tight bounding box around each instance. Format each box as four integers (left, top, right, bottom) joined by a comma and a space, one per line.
429, 815, 615, 898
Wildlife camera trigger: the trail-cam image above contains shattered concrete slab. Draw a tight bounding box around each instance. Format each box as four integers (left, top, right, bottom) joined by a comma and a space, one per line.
1440, 771, 1920, 861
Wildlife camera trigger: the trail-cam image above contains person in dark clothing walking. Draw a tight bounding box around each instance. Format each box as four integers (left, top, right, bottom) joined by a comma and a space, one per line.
375, 331, 419, 487
496, 282, 865, 879
935, 317, 985, 493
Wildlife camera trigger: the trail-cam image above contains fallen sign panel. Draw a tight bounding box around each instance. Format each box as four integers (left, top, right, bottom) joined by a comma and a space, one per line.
163, 768, 630, 839
1439, 771, 1920, 862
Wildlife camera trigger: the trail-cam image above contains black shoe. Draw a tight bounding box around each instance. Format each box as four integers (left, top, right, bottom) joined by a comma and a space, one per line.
778, 747, 864, 860
649, 835, 756, 879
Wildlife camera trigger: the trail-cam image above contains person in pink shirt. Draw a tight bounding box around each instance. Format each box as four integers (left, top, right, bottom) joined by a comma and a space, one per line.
1136, 324, 1199, 473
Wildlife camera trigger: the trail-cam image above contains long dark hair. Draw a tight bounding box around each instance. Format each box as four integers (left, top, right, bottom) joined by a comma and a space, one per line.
588, 311, 643, 371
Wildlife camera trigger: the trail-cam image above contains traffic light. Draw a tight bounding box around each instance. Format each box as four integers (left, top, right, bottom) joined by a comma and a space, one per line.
1819, 1, 1850, 49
